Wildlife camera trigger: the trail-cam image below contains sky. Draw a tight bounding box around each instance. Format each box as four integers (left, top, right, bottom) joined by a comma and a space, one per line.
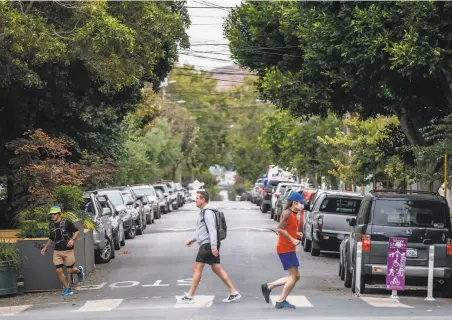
177, 0, 244, 70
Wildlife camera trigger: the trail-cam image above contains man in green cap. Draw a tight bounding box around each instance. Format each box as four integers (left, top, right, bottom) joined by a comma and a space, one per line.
41, 205, 85, 296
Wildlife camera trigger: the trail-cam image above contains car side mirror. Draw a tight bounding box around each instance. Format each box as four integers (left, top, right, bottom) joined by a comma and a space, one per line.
102, 208, 112, 216
348, 218, 357, 227
126, 200, 134, 206
304, 203, 311, 211
136, 195, 144, 200
142, 198, 148, 205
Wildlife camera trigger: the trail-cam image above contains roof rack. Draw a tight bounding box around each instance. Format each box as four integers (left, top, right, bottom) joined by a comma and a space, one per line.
369, 189, 440, 197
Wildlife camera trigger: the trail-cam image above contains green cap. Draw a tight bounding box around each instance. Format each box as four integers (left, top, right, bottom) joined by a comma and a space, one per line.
49, 206, 62, 214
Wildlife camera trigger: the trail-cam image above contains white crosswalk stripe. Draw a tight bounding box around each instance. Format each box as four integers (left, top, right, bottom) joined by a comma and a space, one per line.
73, 299, 124, 312
270, 295, 313, 308
174, 295, 215, 308
0, 294, 441, 316
0, 305, 31, 317
360, 296, 414, 308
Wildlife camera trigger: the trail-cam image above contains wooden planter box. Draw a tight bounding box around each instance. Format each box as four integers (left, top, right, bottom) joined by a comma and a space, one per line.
16, 221, 95, 292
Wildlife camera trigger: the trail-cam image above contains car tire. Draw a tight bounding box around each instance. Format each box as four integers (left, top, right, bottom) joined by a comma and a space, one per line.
340, 262, 345, 281
310, 241, 320, 256
114, 231, 120, 250
146, 215, 152, 225
126, 224, 136, 239
338, 260, 342, 277
260, 202, 269, 213
95, 236, 114, 264
344, 259, 352, 288
441, 279, 452, 298
120, 230, 126, 246
303, 237, 312, 252
136, 221, 143, 236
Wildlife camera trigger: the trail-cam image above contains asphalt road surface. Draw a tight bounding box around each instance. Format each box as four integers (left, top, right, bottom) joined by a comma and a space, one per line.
2, 195, 452, 319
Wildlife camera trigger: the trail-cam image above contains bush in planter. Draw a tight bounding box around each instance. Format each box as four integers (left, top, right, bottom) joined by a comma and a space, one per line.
0, 239, 20, 296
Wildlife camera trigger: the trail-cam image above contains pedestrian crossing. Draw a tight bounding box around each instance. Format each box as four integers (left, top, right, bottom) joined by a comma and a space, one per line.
0, 294, 442, 316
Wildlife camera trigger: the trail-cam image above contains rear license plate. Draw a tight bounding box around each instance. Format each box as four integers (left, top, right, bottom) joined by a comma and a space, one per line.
406, 248, 418, 258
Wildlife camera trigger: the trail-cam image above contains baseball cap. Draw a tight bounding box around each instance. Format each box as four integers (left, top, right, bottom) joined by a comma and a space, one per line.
49, 206, 62, 215
288, 192, 305, 202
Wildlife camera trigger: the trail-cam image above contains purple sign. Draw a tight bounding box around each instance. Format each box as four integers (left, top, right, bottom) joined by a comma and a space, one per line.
386, 237, 408, 291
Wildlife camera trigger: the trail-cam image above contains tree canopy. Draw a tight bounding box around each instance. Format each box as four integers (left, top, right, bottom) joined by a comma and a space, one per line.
224, 1, 452, 151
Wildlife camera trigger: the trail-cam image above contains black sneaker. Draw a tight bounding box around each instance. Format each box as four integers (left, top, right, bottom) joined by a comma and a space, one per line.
261, 284, 271, 304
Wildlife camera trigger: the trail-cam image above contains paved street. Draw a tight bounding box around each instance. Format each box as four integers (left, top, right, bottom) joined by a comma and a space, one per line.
1, 196, 452, 319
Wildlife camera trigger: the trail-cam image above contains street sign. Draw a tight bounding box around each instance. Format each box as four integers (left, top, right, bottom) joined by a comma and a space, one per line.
386, 237, 407, 291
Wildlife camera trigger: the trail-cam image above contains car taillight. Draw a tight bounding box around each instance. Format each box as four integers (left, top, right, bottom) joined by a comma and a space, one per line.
447, 238, 452, 256
264, 190, 268, 197
361, 234, 371, 252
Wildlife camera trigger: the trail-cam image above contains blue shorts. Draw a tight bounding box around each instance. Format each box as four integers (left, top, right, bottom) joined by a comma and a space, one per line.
278, 252, 300, 270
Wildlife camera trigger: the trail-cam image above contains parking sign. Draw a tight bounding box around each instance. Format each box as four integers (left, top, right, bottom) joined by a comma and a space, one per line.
386, 237, 407, 291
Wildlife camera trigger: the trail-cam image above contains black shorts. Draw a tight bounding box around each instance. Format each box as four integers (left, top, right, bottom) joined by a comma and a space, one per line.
196, 243, 220, 265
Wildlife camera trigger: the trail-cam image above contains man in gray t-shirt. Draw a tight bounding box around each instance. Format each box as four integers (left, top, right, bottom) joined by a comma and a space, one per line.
180, 191, 241, 304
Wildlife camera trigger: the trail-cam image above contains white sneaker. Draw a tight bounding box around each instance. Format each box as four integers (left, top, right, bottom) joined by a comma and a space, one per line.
222, 292, 241, 303
180, 293, 195, 304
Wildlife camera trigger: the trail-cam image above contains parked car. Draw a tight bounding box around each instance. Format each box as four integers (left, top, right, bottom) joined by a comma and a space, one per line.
158, 180, 182, 209
175, 183, 186, 206
130, 184, 161, 222
111, 186, 147, 235
81, 192, 115, 264
155, 189, 168, 214
274, 187, 295, 222
251, 183, 263, 204
271, 183, 302, 219
96, 194, 126, 250
302, 190, 363, 256
342, 189, 452, 296
154, 184, 176, 212
97, 188, 137, 240
260, 180, 294, 213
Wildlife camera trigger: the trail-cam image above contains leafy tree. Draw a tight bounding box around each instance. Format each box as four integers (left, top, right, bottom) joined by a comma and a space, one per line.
225, 1, 452, 189
260, 111, 341, 188
318, 116, 406, 188
0, 1, 190, 205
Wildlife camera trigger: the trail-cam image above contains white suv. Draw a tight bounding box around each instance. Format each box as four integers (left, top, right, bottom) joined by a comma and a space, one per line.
271, 183, 302, 217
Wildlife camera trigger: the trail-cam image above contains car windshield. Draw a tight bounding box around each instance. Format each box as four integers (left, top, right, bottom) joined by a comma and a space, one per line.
372, 200, 449, 228
319, 197, 362, 215
154, 186, 168, 193
122, 193, 134, 203
81, 198, 95, 217
133, 188, 155, 197
100, 191, 124, 206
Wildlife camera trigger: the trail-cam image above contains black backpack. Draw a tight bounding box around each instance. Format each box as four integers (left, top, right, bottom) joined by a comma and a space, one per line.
202, 208, 227, 241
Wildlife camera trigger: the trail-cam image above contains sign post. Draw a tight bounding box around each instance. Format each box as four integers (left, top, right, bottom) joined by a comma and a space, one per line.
386, 237, 407, 299
425, 245, 435, 301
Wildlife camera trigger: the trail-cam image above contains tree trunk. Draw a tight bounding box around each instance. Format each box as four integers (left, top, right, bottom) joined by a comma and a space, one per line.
394, 105, 443, 191
307, 172, 320, 188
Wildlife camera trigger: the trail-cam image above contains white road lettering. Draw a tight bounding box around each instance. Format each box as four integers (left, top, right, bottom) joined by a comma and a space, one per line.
76, 282, 107, 291
143, 280, 170, 287
177, 278, 192, 286
109, 281, 140, 288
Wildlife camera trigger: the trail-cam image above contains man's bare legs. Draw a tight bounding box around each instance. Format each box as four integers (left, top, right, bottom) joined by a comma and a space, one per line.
56, 268, 69, 288
188, 262, 205, 296
211, 263, 236, 293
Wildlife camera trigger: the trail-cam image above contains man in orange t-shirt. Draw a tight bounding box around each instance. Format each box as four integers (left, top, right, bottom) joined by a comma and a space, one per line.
261, 192, 305, 309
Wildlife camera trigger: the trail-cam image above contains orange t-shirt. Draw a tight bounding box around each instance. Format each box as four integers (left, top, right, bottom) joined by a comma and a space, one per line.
276, 209, 298, 254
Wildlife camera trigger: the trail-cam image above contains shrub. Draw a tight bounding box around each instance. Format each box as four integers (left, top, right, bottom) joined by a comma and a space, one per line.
55, 186, 84, 212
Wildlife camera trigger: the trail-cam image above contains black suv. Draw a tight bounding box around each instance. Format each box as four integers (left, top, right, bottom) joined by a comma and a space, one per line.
342, 189, 452, 296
